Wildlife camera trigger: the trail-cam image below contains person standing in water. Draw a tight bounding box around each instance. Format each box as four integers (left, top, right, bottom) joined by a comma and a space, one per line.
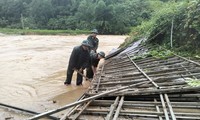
87, 29, 99, 52
64, 40, 91, 86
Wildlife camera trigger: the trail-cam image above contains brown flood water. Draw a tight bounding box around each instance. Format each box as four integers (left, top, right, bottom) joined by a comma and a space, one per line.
0, 34, 127, 119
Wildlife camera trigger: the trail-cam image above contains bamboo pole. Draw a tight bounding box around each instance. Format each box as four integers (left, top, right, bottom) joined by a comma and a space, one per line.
92, 99, 200, 108
119, 86, 200, 96
175, 112, 200, 116
93, 79, 147, 86
106, 66, 200, 81
113, 96, 124, 120
74, 108, 200, 119
139, 59, 184, 69
144, 68, 180, 75
0, 103, 59, 120
73, 69, 92, 81
101, 67, 200, 84
157, 81, 186, 87
71, 100, 92, 120
174, 54, 200, 67
95, 64, 105, 92
119, 113, 200, 119
135, 56, 177, 66
160, 94, 169, 120
102, 67, 186, 82
180, 64, 198, 80
60, 104, 81, 120
153, 72, 200, 82
175, 116, 200, 119
134, 57, 158, 64
139, 63, 195, 73
99, 77, 143, 84
101, 70, 199, 86
87, 87, 200, 96
127, 54, 159, 88
78, 108, 163, 115
105, 67, 135, 74
78, 107, 200, 117
106, 59, 130, 66
134, 55, 178, 65
27, 81, 149, 120
105, 96, 119, 120
105, 63, 133, 70
159, 47, 200, 67
59, 93, 86, 120
154, 99, 163, 120
135, 58, 178, 67
164, 94, 176, 120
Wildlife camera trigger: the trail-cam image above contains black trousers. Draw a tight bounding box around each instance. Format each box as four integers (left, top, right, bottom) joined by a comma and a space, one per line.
86, 67, 94, 79
64, 66, 83, 85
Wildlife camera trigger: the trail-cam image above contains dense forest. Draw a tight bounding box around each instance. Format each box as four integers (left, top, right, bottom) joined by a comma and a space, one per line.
0, 0, 160, 34
0, 0, 199, 54
127, 0, 200, 55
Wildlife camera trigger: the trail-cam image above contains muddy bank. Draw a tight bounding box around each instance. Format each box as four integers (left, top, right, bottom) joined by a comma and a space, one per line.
0, 35, 127, 119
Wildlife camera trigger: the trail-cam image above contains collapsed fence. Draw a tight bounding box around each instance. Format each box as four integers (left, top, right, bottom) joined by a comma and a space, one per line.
25, 42, 200, 119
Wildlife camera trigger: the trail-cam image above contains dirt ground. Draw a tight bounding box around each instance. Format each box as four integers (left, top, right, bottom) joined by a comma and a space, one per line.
0, 34, 127, 119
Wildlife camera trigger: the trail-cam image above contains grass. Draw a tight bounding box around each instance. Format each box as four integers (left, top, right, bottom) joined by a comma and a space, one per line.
0, 28, 90, 35
131, 46, 174, 60
186, 78, 200, 87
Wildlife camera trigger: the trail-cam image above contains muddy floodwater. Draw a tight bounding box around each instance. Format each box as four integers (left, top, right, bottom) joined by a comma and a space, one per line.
0, 34, 127, 119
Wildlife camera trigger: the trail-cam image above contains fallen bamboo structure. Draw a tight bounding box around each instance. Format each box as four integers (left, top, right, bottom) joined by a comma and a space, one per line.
27, 41, 200, 120
27, 81, 149, 120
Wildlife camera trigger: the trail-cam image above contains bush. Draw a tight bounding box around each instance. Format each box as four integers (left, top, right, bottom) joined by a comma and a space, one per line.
124, 0, 200, 56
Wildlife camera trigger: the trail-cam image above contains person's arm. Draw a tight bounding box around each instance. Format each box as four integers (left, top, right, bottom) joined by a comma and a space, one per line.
94, 38, 99, 51
92, 65, 97, 74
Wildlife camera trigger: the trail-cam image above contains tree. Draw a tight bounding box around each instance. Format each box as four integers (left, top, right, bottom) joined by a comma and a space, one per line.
28, 0, 54, 28
0, 0, 28, 28
94, 0, 113, 34
75, 0, 95, 29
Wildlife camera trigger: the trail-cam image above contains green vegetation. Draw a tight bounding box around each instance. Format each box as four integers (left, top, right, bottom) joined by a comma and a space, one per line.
149, 49, 173, 59
186, 78, 200, 87
131, 46, 173, 60
0, 0, 151, 34
0, 28, 89, 35
123, 0, 200, 56
131, 53, 151, 60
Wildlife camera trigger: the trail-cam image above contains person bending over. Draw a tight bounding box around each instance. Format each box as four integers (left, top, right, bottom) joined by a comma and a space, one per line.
86, 51, 105, 79
64, 40, 91, 86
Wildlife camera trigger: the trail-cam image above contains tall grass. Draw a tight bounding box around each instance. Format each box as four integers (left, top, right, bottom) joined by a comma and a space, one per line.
0, 28, 90, 35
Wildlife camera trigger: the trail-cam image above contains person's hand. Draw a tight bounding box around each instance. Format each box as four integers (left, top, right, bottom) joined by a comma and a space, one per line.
93, 68, 97, 74
79, 68, 83, 72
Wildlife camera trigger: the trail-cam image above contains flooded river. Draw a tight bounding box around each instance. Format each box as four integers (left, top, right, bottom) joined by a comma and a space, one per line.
0, 34, 127, 119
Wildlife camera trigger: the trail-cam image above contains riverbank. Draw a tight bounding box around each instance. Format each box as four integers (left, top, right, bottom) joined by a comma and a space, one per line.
0, 28, 90, 35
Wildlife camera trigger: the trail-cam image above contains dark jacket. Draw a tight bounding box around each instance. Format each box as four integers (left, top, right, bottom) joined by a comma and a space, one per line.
87, 35, 99, 51
68, 45, 90, 69
89, 53, 100, 67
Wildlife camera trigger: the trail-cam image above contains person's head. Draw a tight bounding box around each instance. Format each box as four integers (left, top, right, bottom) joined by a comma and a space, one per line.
81, 40, 91, 51
97, 51, 105, 59
91, 29, 98, 37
